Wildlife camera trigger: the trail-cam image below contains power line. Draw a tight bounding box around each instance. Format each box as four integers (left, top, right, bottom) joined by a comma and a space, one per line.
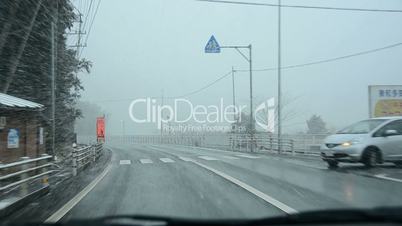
196, 0, 402, 13
166, 71, 232, 99
82, 0, 94, 31
235, 41, 402, 72
79, 0, 101, 58
88, 41, 402, 103
88, 71, 233, 103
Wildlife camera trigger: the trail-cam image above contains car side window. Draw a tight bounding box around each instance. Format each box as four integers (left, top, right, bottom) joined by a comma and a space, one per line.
373, 120, 402, 137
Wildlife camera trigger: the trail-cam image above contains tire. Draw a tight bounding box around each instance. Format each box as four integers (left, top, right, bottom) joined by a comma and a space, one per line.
394, 161, 402, 168
362, 147, 380, 168
327, 160, 338, 169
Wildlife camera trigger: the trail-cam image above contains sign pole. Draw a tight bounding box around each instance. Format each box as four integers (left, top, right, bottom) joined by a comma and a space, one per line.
205, 35, 255, 151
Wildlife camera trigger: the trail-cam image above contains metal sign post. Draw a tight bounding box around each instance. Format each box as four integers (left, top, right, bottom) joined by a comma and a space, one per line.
205, 36, 255, 151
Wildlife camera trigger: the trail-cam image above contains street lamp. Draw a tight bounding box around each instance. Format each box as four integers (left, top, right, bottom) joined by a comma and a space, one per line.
205, 36, 255, 151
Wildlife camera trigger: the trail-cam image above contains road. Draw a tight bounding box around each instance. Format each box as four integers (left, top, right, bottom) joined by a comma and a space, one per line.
56, 144, 402, 221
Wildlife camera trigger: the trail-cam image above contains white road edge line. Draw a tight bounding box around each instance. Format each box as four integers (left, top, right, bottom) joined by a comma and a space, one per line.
191, 160, 298, 214
148, 145, 297, 214
45, 163, 112, 223
374, 174, 402, 183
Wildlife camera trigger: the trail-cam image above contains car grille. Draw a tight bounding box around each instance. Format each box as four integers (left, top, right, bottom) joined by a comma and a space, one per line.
334, 153, 348, 158
326, 143, 340, 148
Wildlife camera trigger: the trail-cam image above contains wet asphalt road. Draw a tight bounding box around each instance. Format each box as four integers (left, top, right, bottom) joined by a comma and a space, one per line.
60, 144, 402, 220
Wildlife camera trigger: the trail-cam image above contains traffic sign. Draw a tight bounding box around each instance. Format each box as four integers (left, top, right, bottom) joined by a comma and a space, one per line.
205, 35, 221, 53
96, 117, 105, 140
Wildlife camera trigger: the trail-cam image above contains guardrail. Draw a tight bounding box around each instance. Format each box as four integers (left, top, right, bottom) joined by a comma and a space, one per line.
228, 134, 295, 153
0, 154, 54, 196
108, 133, 325, 156
72, 143, 104, 176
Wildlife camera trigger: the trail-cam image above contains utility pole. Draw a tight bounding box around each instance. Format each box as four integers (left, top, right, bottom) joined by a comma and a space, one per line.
51, 1, 58, 159
160, 90, 164, 142
220, 45, 254, 151
76, 13, 83, 57
51, 21, 56, 159
231, 66, 236, 123
67, 13, 86, 56
121, 120, 125, 140
277, 0, 282, 153
249, 44, 254, 152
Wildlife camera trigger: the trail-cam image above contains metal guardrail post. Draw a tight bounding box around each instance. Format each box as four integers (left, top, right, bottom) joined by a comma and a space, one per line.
269, 137, 273, 151
19, 156, 30, 196
290, 139, 295, 155
72, 149, 77, 176
92, 146, 96, 163
40, 154, 50, 186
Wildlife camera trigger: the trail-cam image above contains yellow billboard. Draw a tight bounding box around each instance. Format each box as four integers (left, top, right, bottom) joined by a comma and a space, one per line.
369, 85, 402, 118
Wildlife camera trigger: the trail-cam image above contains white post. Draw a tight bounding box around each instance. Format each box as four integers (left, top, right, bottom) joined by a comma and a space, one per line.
41, 154, 49, 186
19, 157, 30, 196
72, 150, 77, 176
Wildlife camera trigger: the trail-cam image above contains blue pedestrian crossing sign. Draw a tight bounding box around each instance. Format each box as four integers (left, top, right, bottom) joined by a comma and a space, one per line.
205, 35, 221, 53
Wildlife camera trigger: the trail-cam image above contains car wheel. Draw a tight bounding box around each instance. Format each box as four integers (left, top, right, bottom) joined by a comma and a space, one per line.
327, 160, 338, 169
394, 161, 402, 168
363, 148, 379, 168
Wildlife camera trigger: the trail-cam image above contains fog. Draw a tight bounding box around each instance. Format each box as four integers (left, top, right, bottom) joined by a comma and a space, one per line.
75, 0, 402, 136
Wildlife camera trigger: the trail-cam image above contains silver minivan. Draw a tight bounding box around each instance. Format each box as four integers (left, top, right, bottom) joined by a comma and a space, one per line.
321, 117, 402, 168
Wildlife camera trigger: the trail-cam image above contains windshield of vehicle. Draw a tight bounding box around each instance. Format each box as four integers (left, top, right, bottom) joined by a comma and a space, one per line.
1, 0, 402, 223
337, 119, 388, 134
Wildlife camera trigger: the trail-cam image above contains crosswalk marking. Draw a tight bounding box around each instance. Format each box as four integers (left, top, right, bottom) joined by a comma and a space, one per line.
179, 157, 194, 162
236, 154, 260, 159
119, 160, 131, 165
160, 158, 175, 163
121, 153, 263, 165
222, 156, 240, 160
198, 156, 219, 161
139, 159, 153, 164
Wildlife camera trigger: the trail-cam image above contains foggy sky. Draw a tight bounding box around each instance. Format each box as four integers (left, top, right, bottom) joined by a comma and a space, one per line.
74, 0, 402, 135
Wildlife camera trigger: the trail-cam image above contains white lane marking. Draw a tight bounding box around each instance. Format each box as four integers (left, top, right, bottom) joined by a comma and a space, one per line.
198, 156, 219, 161
222, 156, 240, 160
374, 174, 402, 183
179, 157, 194, 162
119, 160, 131, 165
236, 154, 261, 159
139, 159, 153, 164
190, 160, 297, 214
160, 158, 175, 163
45, 163, 112, 223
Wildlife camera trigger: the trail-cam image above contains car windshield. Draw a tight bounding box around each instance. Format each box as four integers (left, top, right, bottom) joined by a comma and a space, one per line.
337, 119, 388, 134
1, 0, 402, 223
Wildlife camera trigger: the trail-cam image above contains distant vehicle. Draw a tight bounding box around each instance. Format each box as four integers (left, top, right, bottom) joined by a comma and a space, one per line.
321, 117, 402, 168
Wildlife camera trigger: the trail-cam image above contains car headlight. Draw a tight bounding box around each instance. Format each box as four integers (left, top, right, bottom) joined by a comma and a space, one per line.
341, 138, 362, 147
341, 142, 352, 147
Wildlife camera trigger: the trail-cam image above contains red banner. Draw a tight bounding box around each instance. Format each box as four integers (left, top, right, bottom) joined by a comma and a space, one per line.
96, 117, 105, 139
